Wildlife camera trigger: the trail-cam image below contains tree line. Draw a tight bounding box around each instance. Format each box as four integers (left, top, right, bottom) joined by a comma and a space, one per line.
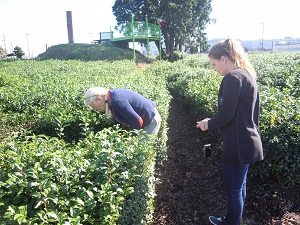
0, 45, 25, 59
112, 0, 214, 56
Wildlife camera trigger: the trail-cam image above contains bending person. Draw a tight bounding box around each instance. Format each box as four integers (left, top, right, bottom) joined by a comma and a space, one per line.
84, 87, 161, 135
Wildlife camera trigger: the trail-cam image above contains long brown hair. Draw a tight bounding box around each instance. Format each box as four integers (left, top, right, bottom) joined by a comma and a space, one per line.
208, 38, 257, 79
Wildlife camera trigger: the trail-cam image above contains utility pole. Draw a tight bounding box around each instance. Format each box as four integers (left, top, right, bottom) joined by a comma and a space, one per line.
261, 23, 265, 51
10, 41, 13, 53
88, 33, 93, 43
2, 33, 7, 52
26, 33, 30, 58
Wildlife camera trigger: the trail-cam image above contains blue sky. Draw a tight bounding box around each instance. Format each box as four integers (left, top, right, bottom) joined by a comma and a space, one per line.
0, 0, 117, 57
1, 0, 299, 57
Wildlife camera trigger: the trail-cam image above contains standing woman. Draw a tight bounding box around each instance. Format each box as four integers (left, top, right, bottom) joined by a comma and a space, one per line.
196, 38, 264, 225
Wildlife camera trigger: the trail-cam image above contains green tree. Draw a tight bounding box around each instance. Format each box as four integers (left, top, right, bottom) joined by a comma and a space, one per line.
13, 46, 25, 59
112, 0, 159, 24
185, 0, 213, 53
112, 0, 213, 55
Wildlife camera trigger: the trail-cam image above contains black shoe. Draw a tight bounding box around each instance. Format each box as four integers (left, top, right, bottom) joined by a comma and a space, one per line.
209, 215, 227, 225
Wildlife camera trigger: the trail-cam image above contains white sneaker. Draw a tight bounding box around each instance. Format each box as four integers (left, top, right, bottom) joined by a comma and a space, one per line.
209, 215, 227, 225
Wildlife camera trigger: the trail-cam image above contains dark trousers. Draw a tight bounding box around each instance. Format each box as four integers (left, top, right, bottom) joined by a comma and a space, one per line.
222, 162, 249, 225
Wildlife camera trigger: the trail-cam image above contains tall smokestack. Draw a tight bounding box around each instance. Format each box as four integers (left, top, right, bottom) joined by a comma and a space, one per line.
66, 11, 74, 43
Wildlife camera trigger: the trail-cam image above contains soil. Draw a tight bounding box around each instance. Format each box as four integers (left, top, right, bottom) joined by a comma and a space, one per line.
151, 98, 300, 225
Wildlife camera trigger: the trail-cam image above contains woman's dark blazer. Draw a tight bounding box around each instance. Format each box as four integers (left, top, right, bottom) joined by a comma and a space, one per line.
208, 69, 264, 166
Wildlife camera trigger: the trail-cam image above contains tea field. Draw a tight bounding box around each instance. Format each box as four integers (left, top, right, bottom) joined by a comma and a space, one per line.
0, 46, 299, 224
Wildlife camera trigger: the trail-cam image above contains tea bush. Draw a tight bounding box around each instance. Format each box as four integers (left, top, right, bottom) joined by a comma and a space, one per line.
0, 50, 299, 225
0, 59, 171, 224
161, 53, 300, 186
0, 128, 156, 224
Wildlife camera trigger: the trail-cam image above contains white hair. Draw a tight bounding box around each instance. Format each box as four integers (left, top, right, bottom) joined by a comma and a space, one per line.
84, 87, 108, 106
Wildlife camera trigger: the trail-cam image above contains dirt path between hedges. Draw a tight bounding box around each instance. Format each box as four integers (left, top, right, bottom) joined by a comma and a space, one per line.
151, 97, 300, 225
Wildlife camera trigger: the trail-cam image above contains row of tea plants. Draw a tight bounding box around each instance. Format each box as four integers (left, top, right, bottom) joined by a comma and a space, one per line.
157, 52, 299, 186
0, 51, 299, 224
0, 59, 171, 224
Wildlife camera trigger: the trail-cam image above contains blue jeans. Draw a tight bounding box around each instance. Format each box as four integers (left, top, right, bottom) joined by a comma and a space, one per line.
222, 162, 249, 225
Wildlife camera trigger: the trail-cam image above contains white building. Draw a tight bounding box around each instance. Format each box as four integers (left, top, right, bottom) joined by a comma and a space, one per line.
273, 37, 300, 51
208, 37, 300, 52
